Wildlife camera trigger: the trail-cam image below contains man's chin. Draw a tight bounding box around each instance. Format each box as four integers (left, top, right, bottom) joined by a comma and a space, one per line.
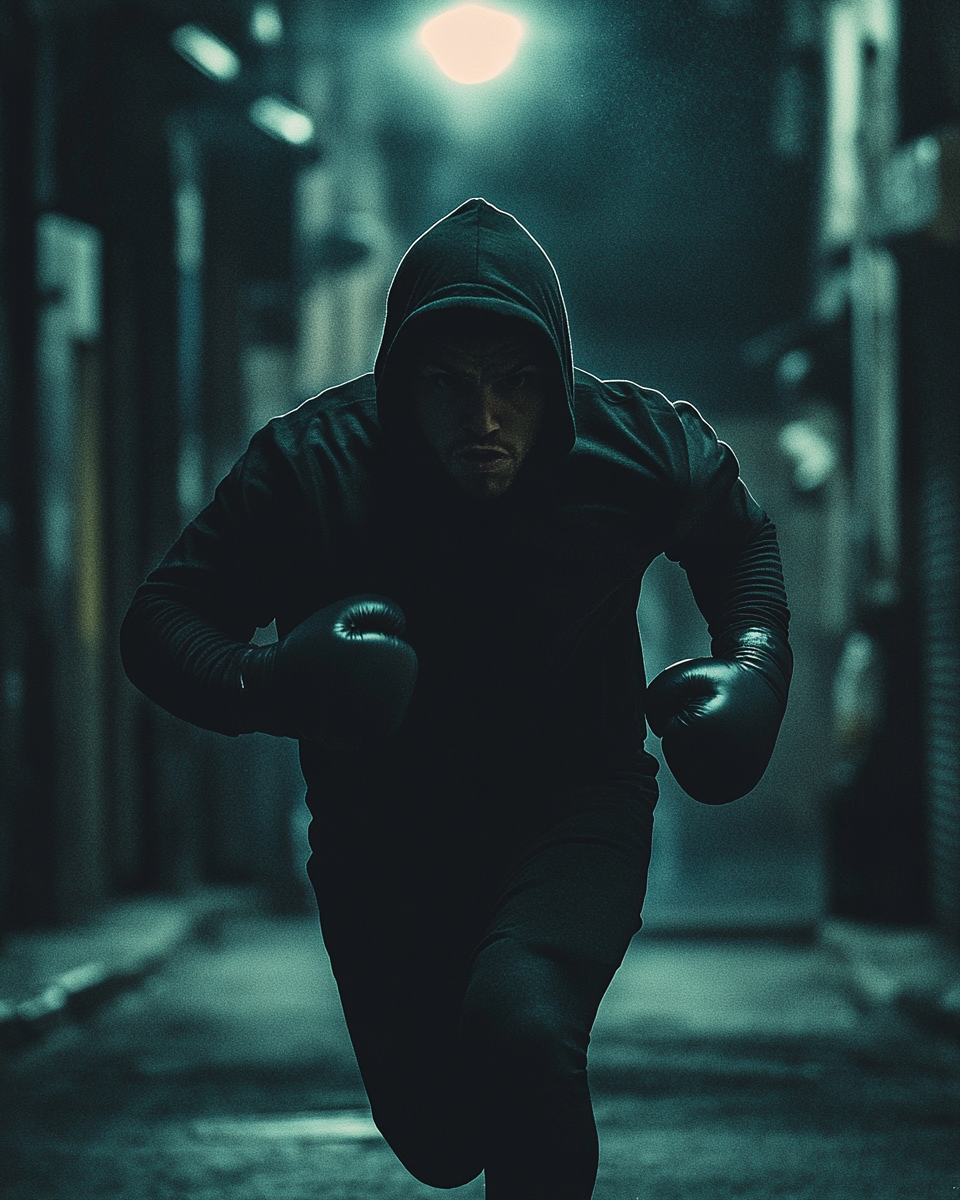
450, 465, 516, 499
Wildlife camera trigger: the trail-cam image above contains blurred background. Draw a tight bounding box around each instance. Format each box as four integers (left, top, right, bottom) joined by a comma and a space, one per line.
2, 5, 960, 1197
0, 0, 958, 951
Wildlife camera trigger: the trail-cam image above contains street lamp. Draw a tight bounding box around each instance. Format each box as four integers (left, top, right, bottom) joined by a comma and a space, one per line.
418, 4, 525, 84
171, 24, 241, 82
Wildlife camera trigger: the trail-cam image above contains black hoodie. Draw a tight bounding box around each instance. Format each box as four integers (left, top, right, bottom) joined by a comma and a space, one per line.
121, 198, 789, 802
374, 196, 575, 457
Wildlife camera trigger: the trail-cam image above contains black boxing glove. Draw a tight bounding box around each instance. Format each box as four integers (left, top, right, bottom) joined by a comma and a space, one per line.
240, 594, 418, 751
644, 627, 791, 804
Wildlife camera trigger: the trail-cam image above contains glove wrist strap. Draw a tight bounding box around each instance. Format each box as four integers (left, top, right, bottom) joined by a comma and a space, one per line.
712, 625, 793, 708
237, 643, 289, 735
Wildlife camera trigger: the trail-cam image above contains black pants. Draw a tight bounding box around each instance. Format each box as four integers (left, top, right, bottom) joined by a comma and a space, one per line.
308, 773, 655, 1199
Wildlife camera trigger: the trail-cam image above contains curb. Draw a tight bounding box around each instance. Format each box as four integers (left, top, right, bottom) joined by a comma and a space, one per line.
819, 917, 960, 1039
0, 887, 253, 1056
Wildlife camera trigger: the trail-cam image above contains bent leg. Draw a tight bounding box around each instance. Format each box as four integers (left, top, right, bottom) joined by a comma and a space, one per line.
460, 791, 654, 1200
310, 847, 486, 1189
330, 947, 485, 1188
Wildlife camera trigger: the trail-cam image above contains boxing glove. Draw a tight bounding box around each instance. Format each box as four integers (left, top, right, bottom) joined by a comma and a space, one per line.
242, 594, 418, 751
644, 627, 791, 805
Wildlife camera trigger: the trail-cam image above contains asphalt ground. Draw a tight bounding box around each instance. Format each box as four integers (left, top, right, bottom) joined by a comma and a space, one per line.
2, 915, 958, 1199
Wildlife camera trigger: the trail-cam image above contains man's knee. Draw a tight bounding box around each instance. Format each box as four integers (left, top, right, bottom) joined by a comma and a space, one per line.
369, 1098, 483, 1189
372, 1108, 484, 1185
460, 944, 589, 1081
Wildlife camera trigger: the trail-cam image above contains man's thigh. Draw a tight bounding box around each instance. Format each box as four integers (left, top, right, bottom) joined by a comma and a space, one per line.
476, 786, 654, 968
461, 785, 655, 1061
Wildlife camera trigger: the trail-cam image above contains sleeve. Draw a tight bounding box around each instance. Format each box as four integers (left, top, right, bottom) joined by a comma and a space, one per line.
661, 400, 767, 562
119, 421, 312, 737
659, 400, 791, 689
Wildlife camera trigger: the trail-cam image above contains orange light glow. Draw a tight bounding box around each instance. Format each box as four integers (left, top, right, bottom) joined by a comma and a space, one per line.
418, 4, 525, 85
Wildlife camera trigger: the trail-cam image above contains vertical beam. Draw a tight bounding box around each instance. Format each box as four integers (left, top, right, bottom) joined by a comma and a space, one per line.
0, 0, 42, 932
36, 212, 109, 919
820, 0, 930, 924
1, 2, 60, 930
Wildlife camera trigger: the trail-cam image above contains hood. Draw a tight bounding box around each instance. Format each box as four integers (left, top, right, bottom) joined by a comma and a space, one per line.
374, 198, 576, 457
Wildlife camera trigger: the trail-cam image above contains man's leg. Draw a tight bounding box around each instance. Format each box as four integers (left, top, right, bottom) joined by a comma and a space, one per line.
308, 777, 654, 1196
459, 787, 654, 1200
329, 938, 486, 1187
309, 847, 487, 1189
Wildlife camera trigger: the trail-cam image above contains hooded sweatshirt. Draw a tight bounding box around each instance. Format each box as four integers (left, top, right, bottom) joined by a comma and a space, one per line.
121, 198, 789, 806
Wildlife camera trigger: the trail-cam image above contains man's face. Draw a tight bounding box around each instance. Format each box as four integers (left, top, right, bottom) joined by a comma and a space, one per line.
410, 315, 552, 500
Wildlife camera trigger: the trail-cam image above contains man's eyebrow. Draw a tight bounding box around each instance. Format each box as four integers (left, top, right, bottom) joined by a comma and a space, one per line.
420, 355, 545, 378
419, 357, 471, 376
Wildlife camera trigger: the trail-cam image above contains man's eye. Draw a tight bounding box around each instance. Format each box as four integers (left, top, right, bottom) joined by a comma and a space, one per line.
426, 372, 456, 390
505, 371, 538, 393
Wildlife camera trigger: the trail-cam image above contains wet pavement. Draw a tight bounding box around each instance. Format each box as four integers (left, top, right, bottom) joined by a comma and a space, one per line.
2, 914, 958, 1199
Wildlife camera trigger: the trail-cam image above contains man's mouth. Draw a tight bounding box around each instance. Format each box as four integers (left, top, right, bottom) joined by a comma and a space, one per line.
455, 445, 511, 471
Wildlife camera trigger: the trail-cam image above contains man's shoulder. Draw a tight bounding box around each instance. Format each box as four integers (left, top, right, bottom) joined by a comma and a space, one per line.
574, 368, 670, 412
569, 369, 748, 535
255, 374, 380, 466
269, 374, 377, 439
573, 368, 693, 433
571, 367, 695, 466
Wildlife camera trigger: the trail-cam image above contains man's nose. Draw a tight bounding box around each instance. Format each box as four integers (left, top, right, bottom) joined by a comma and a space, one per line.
464, 384, 501, 435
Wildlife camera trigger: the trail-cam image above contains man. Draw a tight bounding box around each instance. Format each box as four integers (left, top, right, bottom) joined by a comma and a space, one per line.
121, 198, 791, 1198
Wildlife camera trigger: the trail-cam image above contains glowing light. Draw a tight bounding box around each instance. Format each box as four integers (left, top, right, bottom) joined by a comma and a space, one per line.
249, 96, 315, 145
171, 24, 241, 82
250, 3, 283, 45
418, 4, 525, 85
778, 420, 838, 492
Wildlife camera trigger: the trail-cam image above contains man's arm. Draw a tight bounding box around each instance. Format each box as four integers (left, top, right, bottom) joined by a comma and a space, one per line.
682, 511, 791, 665
643, 400, 792, 803
120, 420, 305, 736
120, 421, 416, 750
120, 589, 258, 736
